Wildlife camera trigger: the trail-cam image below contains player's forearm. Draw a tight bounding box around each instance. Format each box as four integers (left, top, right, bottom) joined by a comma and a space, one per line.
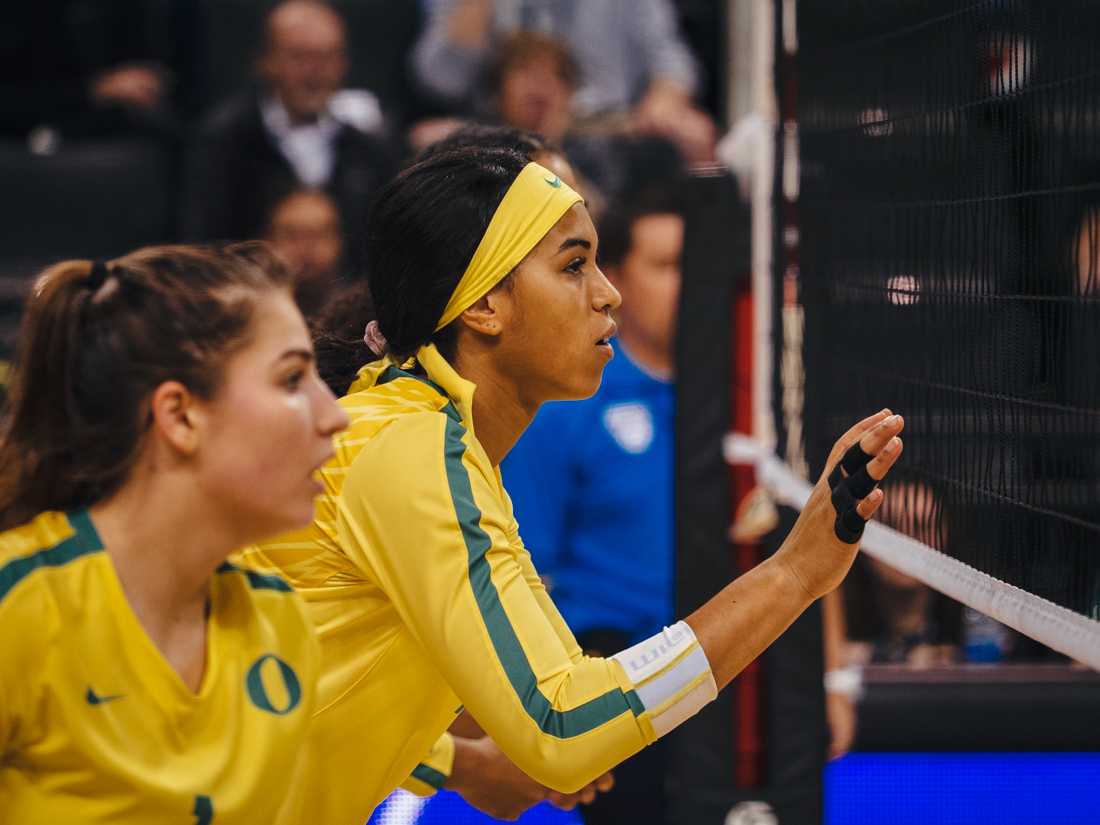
688, 413, 904, 688
684, 555, 813, 688
443, 735, 483, 792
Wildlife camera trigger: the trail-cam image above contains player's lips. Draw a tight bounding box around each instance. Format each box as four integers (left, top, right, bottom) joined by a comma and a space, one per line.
595, 321, 616, 361
308, 448, 335, 489
595, 321, 618, 347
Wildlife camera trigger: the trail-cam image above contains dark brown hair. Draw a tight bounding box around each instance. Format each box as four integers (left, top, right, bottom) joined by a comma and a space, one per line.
364, 147, 528, 362
0, 242, 293, 529
486, 31, 581, 94
311, 279, 375, 397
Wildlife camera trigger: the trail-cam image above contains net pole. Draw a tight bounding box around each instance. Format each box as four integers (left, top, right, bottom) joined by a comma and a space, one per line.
749, 0, 777, 453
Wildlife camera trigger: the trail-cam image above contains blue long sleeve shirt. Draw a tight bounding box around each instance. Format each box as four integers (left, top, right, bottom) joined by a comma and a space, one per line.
502, 345, 676, 644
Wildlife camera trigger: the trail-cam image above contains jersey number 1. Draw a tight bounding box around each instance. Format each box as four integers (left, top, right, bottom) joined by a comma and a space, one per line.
193, 795, 214, 825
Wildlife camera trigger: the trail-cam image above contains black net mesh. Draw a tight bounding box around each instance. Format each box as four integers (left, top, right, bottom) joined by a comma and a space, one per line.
777, 0, 1100, 618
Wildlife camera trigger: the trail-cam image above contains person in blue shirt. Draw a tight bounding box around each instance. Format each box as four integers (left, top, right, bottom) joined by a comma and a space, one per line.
503, 187, 684, 824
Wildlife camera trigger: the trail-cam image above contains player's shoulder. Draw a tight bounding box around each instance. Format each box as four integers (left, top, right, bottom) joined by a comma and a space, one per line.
0, 511, 84, 649
355, 401, 460, 463
0, 510, 100, 600
0, 509, 78, 559
338, 370, 458, 449
213, 561, 315, 643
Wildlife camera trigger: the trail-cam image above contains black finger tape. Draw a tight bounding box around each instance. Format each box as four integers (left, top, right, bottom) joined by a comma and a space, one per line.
831, 483, 857, 514
840, 442, 874, 475
828, 464, 846, 490
846, 466, 878, 499
834, 508, 867, 543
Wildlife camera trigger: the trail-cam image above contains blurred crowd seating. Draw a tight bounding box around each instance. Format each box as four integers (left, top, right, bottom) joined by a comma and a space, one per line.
0, 0, 724, 358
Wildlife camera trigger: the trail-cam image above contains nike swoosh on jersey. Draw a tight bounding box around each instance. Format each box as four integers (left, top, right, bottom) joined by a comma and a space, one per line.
85, 687, 125, 705
544, 176, 563, 188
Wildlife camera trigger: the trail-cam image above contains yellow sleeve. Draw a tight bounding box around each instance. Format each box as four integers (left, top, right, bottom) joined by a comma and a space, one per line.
0, 611, 15, 754
499, 487, 583, 665
0, 581, 50, 758
336, 412, 654, 793
511, 528, 584, 666
399, 732, 455, 797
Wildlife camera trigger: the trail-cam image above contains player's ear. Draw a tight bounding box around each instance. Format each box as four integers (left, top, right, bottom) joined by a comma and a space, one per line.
149, 380, 202, 456
459, 276, 516, 339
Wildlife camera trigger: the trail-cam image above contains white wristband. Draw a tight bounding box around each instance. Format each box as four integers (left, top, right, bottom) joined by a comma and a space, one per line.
824, 665, 863, 699
611, 621, 718, 738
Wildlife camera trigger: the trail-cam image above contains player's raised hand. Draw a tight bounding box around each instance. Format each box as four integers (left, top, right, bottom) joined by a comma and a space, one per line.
776, 409, 905, 601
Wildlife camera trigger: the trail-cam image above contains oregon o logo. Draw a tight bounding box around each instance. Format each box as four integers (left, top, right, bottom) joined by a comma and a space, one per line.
245, 654, 302, 715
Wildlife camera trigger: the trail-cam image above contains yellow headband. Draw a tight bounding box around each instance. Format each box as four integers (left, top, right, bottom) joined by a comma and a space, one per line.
435, 162, 583, 331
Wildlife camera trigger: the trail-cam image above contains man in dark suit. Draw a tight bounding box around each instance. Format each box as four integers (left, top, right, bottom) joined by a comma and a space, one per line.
182, 0, 395, 247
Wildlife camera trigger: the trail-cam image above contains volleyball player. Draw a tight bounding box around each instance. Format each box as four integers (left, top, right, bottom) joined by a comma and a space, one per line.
0, 244, 348, 822
244, 148, 904, 824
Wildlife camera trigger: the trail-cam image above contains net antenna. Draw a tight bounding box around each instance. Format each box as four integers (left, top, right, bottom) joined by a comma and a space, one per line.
727, 0, 1100, 670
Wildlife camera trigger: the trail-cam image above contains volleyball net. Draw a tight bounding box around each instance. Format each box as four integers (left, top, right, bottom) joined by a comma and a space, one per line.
737, 0, 1100, 669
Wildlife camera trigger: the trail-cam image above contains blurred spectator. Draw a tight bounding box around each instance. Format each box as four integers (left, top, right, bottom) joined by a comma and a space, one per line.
501, 188, 685, 824
1, 1, 172, 141
411, 35, 684, 206
266, 188, 345, 319
412, 0, 717, 163
414, 124, 610, 218
487, 31, 578, 145
846, 480, 1049, 665
409, 32, 579, 151
413, 124, 569, 176
843, 481, 964, 666
0, 360, 10, 410
1073, 206, 1099, 296
182, 0, 394, 245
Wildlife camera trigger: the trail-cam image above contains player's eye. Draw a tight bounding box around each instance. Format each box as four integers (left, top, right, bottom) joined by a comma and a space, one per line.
283, 370, 305, 392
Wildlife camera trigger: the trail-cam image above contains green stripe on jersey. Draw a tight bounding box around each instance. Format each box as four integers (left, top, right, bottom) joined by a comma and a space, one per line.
442, 417, 642, 738
376, 366, 461, 423
0, 510, 105, 603
216, 562, 294, 593
410, 762, 448, 791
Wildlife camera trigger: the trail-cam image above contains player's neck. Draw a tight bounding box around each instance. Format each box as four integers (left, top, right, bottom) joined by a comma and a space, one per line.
88, 470, 232, 632
451, 348, 535, 468
89, 477, 224, 693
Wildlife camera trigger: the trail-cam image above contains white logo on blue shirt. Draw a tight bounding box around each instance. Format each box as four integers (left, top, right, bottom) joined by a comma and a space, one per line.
603, 403, 655, 454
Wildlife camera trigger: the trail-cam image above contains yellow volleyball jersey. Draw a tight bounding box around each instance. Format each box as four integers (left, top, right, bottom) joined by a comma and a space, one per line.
0, 510, 319, 825
243, 344, 658, 825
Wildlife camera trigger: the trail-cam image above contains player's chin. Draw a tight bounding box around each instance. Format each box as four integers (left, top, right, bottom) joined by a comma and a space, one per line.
277, 490, 320, 534
567, 365, 607, 401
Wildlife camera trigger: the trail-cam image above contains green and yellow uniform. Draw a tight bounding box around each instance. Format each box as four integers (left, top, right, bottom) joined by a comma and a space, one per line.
244, 344, 715, 824
0, 510, 319, 824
